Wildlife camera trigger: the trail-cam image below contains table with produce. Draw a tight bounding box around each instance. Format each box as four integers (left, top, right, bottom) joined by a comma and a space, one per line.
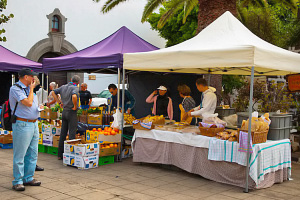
131, 113, 291, 189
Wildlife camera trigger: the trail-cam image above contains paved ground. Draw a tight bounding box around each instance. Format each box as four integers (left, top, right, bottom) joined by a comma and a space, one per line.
0, 149, 300, 200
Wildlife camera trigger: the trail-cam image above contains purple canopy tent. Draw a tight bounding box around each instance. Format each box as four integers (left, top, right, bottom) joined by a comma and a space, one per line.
43, 27, 159, 161
42, 26, 158, 72
0, 45, 42, 72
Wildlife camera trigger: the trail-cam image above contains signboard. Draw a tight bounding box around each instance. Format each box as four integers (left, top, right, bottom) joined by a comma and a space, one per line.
88, 75, 96, 80
287, 74, 300, 92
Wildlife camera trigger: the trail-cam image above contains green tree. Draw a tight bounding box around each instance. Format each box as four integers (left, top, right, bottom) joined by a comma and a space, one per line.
221, 75, 245, 106
147, 3, 198, 47
0, 0, 14, 42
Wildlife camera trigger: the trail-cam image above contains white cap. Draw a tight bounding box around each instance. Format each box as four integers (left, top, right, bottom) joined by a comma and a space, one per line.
157, 86, 167, 91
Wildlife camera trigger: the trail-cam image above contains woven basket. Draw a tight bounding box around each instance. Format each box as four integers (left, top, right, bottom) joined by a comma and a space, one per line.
198, 127, 225, 137
237, 129, 268, 144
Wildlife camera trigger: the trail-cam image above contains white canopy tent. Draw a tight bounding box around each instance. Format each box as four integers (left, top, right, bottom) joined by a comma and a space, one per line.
122, 11, 300, 192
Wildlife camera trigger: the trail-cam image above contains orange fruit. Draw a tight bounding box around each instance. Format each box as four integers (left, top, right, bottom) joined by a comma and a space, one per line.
109, 144, 114, 148
111, 130, 116, 135
114, 144, 118, 148
107, 128, 112, 132
93, 128, 96, 131
114, 128, 119, 132
104, 132, 108, 136
97, 128, 102, 131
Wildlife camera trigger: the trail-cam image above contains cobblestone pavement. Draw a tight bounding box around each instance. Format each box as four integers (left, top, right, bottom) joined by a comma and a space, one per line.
0, 149, 300, 200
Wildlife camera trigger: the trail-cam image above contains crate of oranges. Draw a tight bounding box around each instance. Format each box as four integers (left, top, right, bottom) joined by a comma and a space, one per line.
99, 143, 121, 157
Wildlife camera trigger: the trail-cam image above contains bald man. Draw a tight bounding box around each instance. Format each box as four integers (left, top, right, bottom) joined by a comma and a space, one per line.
79, 83, 92, 109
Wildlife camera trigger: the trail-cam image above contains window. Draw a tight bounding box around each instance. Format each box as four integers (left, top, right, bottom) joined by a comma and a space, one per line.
52, 15, 59, 32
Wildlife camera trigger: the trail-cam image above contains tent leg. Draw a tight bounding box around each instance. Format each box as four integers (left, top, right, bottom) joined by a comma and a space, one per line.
117, 68, 121, 109
42, 73, 44, 104
118, 68, 126, 162
46, 73, 49, 94
12, 74, 15, 85
244, 66, 254, 193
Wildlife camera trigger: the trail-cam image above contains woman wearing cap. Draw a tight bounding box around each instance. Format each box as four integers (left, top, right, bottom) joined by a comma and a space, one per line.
47, 82, 59, 108
146, 86, 173, 120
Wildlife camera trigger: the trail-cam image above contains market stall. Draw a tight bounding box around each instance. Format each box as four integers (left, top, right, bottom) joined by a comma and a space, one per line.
123, 11, 300, 191
0, 45, 43, 149
41, 26, 158, 164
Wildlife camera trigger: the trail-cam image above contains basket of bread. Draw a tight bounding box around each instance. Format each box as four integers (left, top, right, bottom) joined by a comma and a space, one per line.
238, 113, 270, 144
215, 129, 238, 141
198, 122, 225, 137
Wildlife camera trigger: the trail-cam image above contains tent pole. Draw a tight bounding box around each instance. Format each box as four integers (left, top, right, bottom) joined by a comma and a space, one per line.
46, 73, 49, 94
117, 68, 121, 109
244, 66, 254, 193
12, 74, 15, 85
120, 67, 126, 162
208, 73, 211, 85
42, 73, 44, 104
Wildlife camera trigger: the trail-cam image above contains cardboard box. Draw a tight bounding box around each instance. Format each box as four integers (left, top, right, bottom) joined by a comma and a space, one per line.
40, 109, 57, 120
98, 134, 121, 144
75, 143, 99, 156
0, 134, 13, 144
63, 153, 76, 166
75, 155, 98, 169
51, 126, 61, 136
64, 139, 81, 154
42, 124, 52, 136
88, 114, 102, 125
78, 115, 88, 124
0, 130, 10, 135
42, 135, 53, 146
99, 143, 121, 157
39, 134, 43, 145
52, 136, 60, 148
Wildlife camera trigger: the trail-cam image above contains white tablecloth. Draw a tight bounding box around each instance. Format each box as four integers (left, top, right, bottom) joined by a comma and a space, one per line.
133, 129, 291, 186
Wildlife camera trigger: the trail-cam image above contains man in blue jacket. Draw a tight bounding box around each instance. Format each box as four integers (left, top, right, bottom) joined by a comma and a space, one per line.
108, 84, 135, 116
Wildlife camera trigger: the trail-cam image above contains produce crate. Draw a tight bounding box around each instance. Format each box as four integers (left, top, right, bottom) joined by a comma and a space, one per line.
40, 109, 57, 120
47, 146, 58, 156
99, 156, 114, 166
0, 143, 13, 149
38, 144, 48, 153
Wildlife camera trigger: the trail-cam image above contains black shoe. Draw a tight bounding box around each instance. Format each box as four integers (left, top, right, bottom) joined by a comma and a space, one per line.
12, 184, 25, 191
35, 165, 44, 171
23, 179, 41, 186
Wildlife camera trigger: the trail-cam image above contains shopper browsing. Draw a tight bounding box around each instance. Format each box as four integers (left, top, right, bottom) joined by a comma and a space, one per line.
51, 75, 80, 160
9, 68, 42, 191
146, 85, 173, 120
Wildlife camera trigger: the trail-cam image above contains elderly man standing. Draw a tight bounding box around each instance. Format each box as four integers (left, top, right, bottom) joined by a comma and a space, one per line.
51, 75, 80, 160
9, 68, 41, 191
79, 83, 92, 109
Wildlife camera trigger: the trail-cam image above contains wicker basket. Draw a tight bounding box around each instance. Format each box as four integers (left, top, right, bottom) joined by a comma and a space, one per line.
198, 127, 225, 137
237, 129, 268, 144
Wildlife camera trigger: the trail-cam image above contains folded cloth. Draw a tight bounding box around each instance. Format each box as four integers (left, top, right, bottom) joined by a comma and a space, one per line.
200, 122, 224, 128
140, 122, 152, 129
238, 131, 253, 153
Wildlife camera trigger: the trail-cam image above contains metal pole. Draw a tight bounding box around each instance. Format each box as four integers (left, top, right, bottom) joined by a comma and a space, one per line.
46, 73, 49, 94
117, 68, 121, 109
42, 73, 44, 104
119, 67, 126, 162
208, 73, 211, 85
244, 66, 254, 193
12, 74, 15, 85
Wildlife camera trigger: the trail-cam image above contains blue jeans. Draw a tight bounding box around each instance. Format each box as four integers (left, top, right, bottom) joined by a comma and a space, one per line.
12, 120, 39, 185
